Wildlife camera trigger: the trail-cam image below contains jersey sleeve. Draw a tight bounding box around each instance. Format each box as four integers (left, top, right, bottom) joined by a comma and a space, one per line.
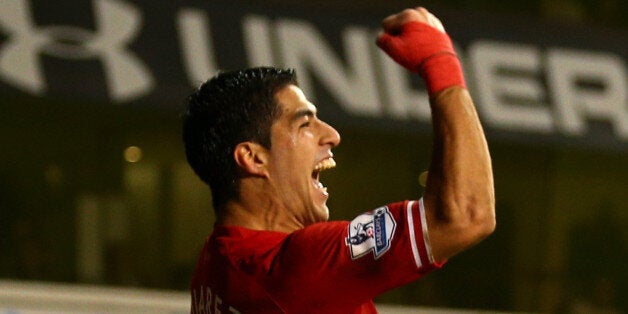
263, 198, 445, 312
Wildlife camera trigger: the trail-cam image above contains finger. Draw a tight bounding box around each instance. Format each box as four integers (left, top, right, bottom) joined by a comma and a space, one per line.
397, 8, 428, 25
415, 7, 429, 16
426, 12, 446, 33
376, 31, 404, 57
416, 7, 446, 33
381, 13, 401, 33
375, 31, 392, 49
382, 8, 426, 33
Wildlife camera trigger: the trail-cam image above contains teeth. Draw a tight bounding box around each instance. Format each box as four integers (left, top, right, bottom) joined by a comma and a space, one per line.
314, 158, 336, 171
313, 158, 334, 193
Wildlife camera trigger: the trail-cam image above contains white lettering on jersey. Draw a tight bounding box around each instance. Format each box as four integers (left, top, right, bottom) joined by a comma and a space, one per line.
191, 286, 241, 314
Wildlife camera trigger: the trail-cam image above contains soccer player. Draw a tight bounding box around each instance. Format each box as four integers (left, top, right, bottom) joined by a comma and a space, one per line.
183, 7, 495, 314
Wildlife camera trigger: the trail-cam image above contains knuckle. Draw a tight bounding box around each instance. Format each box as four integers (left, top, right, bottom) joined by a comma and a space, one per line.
400, 8, 419, 18
398, 7, 428, 23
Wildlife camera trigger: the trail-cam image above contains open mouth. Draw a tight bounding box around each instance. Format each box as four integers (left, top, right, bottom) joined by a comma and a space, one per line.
311, 158, 336, 194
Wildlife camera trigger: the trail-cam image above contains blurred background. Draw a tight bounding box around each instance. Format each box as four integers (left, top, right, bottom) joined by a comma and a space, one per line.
0, 0, 626, 313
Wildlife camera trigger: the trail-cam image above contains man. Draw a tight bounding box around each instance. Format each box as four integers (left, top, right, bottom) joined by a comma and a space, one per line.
183, 7, 495, 314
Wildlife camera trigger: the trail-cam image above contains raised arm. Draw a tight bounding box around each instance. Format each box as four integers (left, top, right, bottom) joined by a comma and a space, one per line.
377, 7, 495, 262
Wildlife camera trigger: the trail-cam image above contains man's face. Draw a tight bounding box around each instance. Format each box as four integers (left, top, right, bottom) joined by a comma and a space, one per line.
265, 85, 341, 225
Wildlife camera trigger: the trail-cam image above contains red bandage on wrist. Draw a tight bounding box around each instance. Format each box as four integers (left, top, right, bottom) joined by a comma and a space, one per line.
377, 22, 466, 96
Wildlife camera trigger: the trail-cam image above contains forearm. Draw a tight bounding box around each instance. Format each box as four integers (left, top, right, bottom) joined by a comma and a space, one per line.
424, 86, 495, 262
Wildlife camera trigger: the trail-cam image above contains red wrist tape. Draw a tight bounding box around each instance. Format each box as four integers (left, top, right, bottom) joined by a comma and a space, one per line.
377, 22, 466, 96
420, 51, 466, 96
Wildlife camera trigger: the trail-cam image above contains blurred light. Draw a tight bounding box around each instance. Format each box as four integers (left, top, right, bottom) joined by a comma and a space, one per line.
124, 146, 143, 163
45, 164, 64, 186
418, 171, 428, 187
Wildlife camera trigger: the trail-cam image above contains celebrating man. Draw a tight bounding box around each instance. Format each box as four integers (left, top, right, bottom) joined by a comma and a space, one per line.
183, 7, 495, 313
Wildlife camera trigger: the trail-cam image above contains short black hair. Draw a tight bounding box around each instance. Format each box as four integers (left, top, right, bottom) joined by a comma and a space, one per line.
182, 67, 298, 211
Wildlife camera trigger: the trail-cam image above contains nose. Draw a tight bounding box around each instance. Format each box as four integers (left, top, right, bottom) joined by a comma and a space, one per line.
320, 120, 341, 148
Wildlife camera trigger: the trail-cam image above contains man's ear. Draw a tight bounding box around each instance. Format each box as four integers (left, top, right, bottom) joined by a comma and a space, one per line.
233, 142, 268, 176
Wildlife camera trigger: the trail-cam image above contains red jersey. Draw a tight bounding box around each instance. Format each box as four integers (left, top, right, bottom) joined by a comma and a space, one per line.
190, 199, 443, 313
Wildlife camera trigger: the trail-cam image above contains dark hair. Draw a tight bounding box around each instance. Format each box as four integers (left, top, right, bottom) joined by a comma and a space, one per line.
182, 67, 298, 211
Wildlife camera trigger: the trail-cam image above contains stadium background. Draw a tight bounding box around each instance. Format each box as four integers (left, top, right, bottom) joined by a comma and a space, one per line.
0, 0, 626, 312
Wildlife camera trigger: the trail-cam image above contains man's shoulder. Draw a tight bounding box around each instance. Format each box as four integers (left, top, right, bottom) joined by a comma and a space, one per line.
206, 225, 289, 275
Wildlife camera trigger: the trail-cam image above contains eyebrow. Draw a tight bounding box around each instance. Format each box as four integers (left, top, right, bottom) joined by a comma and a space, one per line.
290, 108, 316, 123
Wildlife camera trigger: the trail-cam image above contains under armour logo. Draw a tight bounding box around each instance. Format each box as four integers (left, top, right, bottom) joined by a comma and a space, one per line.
0, 0, 153, 102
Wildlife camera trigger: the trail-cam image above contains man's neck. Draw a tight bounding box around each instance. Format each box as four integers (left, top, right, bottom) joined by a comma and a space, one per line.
217, 198, 304, 233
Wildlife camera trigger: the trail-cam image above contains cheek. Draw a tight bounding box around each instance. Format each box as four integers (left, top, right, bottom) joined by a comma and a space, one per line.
271, 132, 318, 174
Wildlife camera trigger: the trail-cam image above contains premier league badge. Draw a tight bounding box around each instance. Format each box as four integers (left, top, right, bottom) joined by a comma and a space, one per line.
346, 206, 396, 260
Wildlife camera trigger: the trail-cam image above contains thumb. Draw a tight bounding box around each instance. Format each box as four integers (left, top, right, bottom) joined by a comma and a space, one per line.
376, 32, 416, 73
375, 32, 397, 51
